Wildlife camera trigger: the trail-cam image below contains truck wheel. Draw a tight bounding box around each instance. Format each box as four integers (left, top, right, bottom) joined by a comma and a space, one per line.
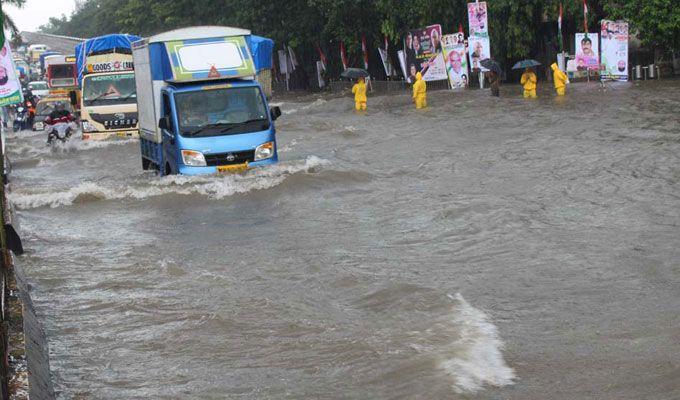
164, 163, 172, 176
142, 157, 151, 170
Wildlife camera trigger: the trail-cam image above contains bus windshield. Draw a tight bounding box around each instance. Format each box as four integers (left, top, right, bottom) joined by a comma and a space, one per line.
83, 73, 136, 107
50, 64, 75, 79
174, 87, 270, 138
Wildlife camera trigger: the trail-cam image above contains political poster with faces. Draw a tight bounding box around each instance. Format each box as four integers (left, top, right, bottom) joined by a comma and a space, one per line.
443, 33, 469, 89
0, 42, 23, 107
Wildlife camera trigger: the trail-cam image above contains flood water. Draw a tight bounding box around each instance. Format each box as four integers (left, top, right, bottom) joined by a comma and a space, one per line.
6, 80, 680, 399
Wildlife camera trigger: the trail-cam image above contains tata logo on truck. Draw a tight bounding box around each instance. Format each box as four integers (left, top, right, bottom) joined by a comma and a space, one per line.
87, 61, 134, 73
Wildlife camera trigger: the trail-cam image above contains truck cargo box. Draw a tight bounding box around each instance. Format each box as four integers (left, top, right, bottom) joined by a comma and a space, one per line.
132, 26, 258, 144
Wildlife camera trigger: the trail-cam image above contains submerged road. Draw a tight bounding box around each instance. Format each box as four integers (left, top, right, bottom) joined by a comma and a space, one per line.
7, 81, 680, 399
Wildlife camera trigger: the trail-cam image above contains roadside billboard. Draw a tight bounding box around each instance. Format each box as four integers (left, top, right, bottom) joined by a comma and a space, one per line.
468, 2, 491, 71
0, 43, 23, 107
600, 20, 629, 81
575, 33, 599, 71
443, 33, 469, 88
401, 24, 447, 82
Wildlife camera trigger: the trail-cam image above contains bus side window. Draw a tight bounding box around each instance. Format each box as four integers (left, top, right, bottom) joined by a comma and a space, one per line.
161, 93, 174, 131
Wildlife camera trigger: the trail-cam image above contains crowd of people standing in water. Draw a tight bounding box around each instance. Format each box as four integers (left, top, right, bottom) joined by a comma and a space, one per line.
352, 62, 573, 110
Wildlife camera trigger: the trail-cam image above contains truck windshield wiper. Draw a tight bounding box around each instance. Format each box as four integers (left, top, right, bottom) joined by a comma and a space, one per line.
184, 123, 228, 137
119, 93, 136, 101
219, 118, 269, 133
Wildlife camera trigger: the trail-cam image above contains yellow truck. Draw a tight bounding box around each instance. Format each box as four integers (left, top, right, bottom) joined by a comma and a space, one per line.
76, 34, 140, 140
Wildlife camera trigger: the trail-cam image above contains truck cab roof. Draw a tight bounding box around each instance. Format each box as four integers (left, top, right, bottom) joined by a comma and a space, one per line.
166, 79, 262, 94
146, 26, 251, 44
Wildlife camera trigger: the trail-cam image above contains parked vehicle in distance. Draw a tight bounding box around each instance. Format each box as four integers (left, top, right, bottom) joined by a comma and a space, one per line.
27, 81, 49, 98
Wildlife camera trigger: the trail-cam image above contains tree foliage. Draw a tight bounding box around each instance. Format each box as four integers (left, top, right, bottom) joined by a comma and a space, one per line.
605, 0, 680, 51
35, 0, 675, 76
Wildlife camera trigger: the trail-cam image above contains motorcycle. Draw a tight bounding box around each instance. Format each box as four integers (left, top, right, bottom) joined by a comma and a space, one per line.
47, 121, 76, 145
13, 107, 28, 132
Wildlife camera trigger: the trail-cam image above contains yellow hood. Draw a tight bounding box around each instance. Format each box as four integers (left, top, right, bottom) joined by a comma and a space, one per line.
551, 63, 558, 70
415, 72, 423, 81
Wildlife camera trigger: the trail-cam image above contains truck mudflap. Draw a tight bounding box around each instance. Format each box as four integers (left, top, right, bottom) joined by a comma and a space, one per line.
140, 137, 163, 172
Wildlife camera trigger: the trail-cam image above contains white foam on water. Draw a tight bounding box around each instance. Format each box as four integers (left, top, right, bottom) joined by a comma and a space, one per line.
439, 293, 516, 394
303, 98, 327, 109
278, 139, 298, 153
10, 156, 329, 209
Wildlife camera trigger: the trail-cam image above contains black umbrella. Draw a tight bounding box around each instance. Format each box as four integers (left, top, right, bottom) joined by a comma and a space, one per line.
512, 59, 541, 70
480, 59, 502, 74
340, 68, 370, 79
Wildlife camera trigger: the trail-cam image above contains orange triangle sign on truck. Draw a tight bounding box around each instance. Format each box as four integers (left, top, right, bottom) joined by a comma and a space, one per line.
208, 65, 221, 78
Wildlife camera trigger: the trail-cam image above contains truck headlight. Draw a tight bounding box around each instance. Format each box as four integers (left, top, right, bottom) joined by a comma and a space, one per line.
254, 142, 275, 161
181, 150, 207, 167
81, 120, 97, 133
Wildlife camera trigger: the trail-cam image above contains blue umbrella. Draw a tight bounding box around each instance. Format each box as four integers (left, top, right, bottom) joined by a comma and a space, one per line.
512, 59, 541, 70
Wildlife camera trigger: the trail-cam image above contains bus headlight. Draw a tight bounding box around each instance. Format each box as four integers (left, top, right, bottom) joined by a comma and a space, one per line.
181, 150, 207, 167
81, 120, 97, 133
254, 142, 275, 161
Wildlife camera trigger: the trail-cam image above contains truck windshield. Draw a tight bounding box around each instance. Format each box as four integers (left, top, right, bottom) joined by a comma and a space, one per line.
83, 73, 136, 107
175, 87, 270, 137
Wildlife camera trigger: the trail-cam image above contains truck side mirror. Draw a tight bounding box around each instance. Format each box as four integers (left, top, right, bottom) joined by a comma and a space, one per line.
158, 116, 172, 131
270, 106, 282, 121
69, 91, 78, 106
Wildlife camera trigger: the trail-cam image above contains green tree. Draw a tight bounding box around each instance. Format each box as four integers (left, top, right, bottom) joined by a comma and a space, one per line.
606, 0, 680, 51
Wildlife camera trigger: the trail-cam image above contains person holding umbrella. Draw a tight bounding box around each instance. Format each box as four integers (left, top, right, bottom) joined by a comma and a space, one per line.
480, 59, 503, 97
352, 77, 368, 111
342, 68, 370, 111
513, 60, 541, 99
520, 68, 537, 98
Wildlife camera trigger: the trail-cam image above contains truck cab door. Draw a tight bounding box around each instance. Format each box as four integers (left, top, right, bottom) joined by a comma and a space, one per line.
159, 91, 178, 174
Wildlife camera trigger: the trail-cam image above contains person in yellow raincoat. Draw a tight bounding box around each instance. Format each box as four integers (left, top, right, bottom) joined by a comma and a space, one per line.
412, 72, 427, 109
551, 63, 568, 96
351, 78, 367, 111
520, 68, 537, 98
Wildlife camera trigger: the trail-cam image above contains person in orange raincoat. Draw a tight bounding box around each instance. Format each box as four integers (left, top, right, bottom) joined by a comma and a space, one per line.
351, 78, 367, 111
520, 68, 537, 98
412, 72, 427, 109
551, 63, 568, 96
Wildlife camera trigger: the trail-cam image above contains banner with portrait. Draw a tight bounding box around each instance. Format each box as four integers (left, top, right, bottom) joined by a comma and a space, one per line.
442, 33, 469, 89
0, 42, 24, 107
467, 2, 489, 37
378, 47, 395, 77
402, 24, 447, 83
575, 33, 600, 71
600, 20, 629, 81
468, 2, 491, 72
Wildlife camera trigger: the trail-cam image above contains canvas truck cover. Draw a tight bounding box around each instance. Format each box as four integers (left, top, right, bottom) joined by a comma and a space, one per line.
75, 34, 142, 87
133, 26, 260, 143
246, 36, 274, 72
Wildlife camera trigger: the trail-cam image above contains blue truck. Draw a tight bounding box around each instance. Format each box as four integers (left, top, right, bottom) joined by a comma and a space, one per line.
132, 26, 280, 176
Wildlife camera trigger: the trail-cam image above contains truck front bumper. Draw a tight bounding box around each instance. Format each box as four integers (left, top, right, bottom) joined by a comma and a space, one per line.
177, 157, 278, 176
82, 130, 139, 141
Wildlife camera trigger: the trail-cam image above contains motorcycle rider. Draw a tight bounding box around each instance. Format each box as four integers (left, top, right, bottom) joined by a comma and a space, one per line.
45, 102, 75, 144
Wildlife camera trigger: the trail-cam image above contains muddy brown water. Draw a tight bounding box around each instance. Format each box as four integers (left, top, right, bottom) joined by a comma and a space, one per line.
6, 80, 680, 399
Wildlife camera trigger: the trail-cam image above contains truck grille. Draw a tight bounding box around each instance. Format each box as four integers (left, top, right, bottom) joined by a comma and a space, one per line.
204, 150, 255, 166
90, 112, 138, 130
